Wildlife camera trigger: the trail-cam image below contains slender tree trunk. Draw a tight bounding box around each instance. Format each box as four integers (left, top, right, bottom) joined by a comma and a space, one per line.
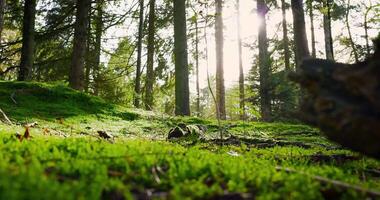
18, 0, 37, 81
69, 0, 90, 91
215, 0, 226, 120
0, 0, 5, 43
84, 5, 92, 93
145, 0, 155, 110
323, 0, 334, 60
291, 0, 310, 69
281, 0, 291, 70
308, 0, 316, 58
93, 0, 103, 95
236, 0, 245, 119
195, 15, 200, 116
134, 0, 144, 108
345, 0, 359, 62
257, 0, 271, 122
173, 0, 190, 116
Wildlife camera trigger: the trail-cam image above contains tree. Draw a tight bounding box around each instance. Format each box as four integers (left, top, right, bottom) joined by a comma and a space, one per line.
291, 0, 310, 69
281, 0, 291, 70
18, 0, 37, 81
345, 0, 358, 62
69, 0, 90, 91
307, 0, 316, 58
145, 0, 155, 110
323, 0, 334, 60
0, 0, 5, 43
93, 0, 104, 95
173, 0, 190, 116
134, 0, 144, 108
236, 0, 245, 119
215, 0, 226, 120
257, 0, 271, 122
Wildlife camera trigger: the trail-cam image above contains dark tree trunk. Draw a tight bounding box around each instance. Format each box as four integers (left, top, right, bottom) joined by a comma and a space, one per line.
173, 0, 190, 116
0, 0, 5, 43
18, 0, 37, 81
323, 0, 334, 61
93, 0, 103, 95
291, 0, 310, 70
134, 0, 144, 108
281, 0, 291, 70
257, 0, 271, 122
237, 0, 245, 119
215, 0, 226, 120
69, 0, 90, 91
145, 0, 155, 110
307, 0, 316, 58
84, 4, 92, 93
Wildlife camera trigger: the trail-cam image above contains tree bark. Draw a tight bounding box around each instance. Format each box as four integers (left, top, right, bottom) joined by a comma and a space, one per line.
281, 0, 291, 70
18, 0, 37, 81
323, 0, 334, 61
257, 0, 271, 122
173, 0, 190, 116
307, 0, 316, 58
69, 0, 90, 91
237, 0, 245, 119
145, 0, 155, 110
291, 0, 310, 70
215, 0, 226, 120
134, 0, 144, 108
93, 0, 104, 95
0, 0, 5, 44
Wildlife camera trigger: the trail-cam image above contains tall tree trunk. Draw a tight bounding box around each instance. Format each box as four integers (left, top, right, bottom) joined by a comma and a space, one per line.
215, 0, 226, 120
257, 0, 271, 122
134, 0, 144, 108
69, 0, 90, 91
345, 0, 359, 62
173, 0, 190, 116
291, 0, 310, 69
323, 0, 334, 60
18, 0, 37, 81
281, 0, 291, 70
93, 0, 103, 95
195, 14, 200, 116
145, 0, 155, 110
0, 0, 5, 43
236, 0, 245, 119
307, 0, 316, 58
84, 4, 92, 93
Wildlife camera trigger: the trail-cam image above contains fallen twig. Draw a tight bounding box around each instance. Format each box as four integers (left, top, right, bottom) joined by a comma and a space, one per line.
276, 166, 380, 198
0, 108, 12, 124
10, 91, 17, 104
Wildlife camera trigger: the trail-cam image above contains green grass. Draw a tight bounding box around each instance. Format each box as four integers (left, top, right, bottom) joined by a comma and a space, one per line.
0, 81, 379, 200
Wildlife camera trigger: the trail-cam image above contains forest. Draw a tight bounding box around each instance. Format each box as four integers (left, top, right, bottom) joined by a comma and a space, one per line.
0, 0, 379, 199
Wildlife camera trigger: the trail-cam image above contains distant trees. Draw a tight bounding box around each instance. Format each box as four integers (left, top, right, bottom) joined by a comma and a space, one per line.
281, 0, 291, 70
18, 0, 37, 81
145, 0, 155, 110
69, 0, 90, 91
215, 0, 226, 120
173, 0, 190, 116
236, 0, 245, 119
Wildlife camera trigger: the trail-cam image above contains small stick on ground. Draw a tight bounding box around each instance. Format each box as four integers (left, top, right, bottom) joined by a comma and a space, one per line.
10, 91, 17, 104
0, 108, 12, 124
276, 166, 380, 198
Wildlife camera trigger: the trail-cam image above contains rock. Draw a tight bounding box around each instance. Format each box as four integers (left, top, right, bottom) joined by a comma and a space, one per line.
167, 124, 206, 140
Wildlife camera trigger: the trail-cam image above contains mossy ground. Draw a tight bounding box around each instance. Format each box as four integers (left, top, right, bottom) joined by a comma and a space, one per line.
0, 81, 379, 200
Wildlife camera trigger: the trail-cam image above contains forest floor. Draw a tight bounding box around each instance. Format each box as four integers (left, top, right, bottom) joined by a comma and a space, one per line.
0, 81, 380, 200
